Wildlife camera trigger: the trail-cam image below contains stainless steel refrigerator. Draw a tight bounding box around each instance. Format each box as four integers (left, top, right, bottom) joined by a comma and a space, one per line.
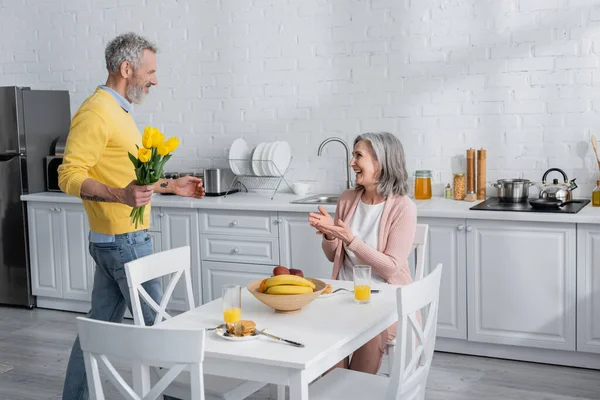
0, 86, 71, 307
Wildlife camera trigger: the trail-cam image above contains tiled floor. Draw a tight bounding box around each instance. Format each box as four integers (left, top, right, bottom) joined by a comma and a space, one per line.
1, 306, 599, 399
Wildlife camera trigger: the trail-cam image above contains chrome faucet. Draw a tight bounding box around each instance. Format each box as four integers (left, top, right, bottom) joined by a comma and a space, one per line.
317, 137, 353, 190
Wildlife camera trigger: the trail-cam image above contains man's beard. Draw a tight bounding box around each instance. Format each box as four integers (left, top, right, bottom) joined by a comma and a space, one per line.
126, 80, 148, 105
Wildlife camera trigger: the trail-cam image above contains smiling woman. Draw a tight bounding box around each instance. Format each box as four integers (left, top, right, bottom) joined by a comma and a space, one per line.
308, 131, 417, 376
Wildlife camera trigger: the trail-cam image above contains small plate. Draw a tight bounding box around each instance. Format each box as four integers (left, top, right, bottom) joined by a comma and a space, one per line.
214, 327, 260, 342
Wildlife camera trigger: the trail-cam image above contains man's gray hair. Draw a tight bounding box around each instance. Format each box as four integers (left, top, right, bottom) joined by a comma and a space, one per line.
353, 132, 410, 197
105, 32, 158, 74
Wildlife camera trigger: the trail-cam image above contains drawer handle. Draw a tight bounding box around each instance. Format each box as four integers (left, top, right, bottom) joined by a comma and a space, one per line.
457, 225, 465, 231
233, 247, 240, 253
466, 226, 473, 232
231, 220, 239, 226
56, 208, 61, 212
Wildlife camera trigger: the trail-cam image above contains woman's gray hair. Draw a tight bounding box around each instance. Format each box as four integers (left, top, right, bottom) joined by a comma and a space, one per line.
105, 32, 158, 75
353, 132, 410, 197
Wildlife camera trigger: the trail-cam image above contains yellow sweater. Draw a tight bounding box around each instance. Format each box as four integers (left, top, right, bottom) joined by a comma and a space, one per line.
58, 88, 151, 234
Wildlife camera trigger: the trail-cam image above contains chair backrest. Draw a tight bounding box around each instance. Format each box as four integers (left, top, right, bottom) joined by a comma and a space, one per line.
125, 246, 195, 326
386, 263, 442, 400
413, 224, 429, 281
77, 317, 206, 400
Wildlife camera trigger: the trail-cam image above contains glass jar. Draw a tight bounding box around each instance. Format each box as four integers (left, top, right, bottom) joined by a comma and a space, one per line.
453, 173, 465, 200
445, 184, 452, 199
593, 180, 600, 207
414, 170, 432, 200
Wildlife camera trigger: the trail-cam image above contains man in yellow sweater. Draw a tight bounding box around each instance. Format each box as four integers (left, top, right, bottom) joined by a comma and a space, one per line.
58, 32, 204, 400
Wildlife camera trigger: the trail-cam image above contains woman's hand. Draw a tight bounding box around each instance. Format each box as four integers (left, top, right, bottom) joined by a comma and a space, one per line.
309, 206, 355, 245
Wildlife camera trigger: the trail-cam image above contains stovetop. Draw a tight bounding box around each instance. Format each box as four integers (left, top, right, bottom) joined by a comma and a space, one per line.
470, 198, 590, 214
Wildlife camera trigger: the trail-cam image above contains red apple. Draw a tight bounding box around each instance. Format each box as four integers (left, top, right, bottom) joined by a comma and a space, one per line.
289, 269, 304, 277
273, 266, 290, 276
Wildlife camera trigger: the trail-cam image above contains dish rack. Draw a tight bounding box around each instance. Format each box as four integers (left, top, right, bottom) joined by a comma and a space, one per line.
226, 158, 293, 199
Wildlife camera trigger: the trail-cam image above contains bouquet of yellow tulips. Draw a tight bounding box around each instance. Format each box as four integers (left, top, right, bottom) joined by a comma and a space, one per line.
128, 126, 180, 228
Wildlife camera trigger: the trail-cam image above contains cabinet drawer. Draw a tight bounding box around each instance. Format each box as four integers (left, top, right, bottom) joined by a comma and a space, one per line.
202, 261, 273, 303
199, 210, 278, 237
201, 235, 279, 265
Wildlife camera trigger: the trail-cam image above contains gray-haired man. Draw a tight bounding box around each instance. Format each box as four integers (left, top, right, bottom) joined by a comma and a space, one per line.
60, 32, 204, 399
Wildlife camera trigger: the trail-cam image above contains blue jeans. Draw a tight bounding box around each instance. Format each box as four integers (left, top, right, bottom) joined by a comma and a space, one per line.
62, 230, 163, 400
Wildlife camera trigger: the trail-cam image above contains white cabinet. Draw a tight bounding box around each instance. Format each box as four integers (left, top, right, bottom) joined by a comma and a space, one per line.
466, 220, 576, 351
28, 202, 94, 301
576, 224, 600, 354
418, 217, 467, 340
199, 209, 280, 304
202, 261, 273, 303
278, 212, 332, 280
28, 204, 61, 298
159, 208, 201, 310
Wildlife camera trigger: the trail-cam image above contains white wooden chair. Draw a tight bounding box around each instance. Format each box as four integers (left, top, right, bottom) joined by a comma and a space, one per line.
77, 316, 207, 400
383, 223, 429, 375
309, 263, 443, 400
125, 246, 266, 400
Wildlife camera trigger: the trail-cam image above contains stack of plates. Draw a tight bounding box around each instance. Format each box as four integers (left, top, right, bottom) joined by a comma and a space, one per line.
229, 139, 291, 177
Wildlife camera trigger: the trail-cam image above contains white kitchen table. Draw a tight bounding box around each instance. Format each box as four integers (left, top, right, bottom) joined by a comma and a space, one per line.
155, 279, 399, 400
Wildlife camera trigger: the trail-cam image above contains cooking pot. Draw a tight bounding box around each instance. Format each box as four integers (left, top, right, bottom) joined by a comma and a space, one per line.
529, 198, 585, 210
538, 168, 577, 202
491, 179, 535, 203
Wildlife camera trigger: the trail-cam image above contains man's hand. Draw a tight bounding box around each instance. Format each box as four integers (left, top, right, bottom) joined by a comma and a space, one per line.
172, 176, 205, 199
121, 180, 155, 207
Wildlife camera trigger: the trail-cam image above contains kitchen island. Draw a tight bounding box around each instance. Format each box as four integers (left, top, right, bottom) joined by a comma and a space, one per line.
20, 191, 600, 370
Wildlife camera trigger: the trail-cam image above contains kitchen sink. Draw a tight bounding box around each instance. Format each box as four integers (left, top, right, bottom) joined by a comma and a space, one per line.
290, 194, 340, 205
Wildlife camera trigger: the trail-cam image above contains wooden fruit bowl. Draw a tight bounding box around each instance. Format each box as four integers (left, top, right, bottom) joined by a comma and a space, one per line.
247, 277, 327, 313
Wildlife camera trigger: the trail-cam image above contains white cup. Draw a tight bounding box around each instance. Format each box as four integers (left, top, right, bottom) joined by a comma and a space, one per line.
292, 182, 311, 196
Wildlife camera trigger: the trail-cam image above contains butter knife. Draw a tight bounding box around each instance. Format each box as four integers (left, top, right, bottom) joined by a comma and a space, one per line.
257, 329, 305, 348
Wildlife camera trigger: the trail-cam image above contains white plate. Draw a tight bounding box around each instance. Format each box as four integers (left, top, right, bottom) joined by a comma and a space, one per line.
214, 327, 260, 342
271, 141, 291, 176
262, 142, 277, 176
229, 138, 251, 176
257, 142, 273, 176
251, 143, 267, 176
264, 141, 281, 176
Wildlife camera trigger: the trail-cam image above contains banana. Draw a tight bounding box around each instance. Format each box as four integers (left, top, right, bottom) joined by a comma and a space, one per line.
266, 285, 314, 295
265, 275, 316, 290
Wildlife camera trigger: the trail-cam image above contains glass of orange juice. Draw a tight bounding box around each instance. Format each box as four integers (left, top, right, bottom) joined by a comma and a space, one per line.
222, 284, 241, 327
353, 265, 371, 304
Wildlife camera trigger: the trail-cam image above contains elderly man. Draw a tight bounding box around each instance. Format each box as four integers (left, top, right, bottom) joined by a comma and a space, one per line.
59, 32, 204, 399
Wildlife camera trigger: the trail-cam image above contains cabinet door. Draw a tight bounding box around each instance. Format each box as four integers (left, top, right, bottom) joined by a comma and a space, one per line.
202, 261, 272, 303
56, 204, 94, 301
577, 224, 600, 353
160, 208, 201, 310
419, 217, 467, 340
467, 220, 576, 351
28, 203, 62, 297
278, 212, 332, 280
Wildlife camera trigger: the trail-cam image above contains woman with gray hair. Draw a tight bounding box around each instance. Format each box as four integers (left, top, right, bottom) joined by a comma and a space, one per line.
309, 132, 417, 374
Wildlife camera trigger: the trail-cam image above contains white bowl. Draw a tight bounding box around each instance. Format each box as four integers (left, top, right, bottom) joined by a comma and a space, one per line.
292, 182, 311, 196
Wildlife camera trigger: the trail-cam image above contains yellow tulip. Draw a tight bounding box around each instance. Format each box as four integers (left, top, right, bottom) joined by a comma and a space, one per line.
152, 129, 165, 147
142, 127, 155, 148
142, 126, 165, 149
158, 136, 180, 156
138, 147, 151, 163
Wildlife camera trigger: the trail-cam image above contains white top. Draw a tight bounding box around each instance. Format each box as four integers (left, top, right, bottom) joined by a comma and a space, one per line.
339, 200, 387, 283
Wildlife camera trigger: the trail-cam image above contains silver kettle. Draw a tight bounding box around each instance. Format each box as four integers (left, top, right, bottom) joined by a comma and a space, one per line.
538, 168, 577, 202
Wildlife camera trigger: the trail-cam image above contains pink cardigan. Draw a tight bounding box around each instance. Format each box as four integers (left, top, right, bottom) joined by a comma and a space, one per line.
322, 189, 417, 286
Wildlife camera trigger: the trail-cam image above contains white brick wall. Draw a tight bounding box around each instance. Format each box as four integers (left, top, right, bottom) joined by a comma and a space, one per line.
1, 0, 600, 196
